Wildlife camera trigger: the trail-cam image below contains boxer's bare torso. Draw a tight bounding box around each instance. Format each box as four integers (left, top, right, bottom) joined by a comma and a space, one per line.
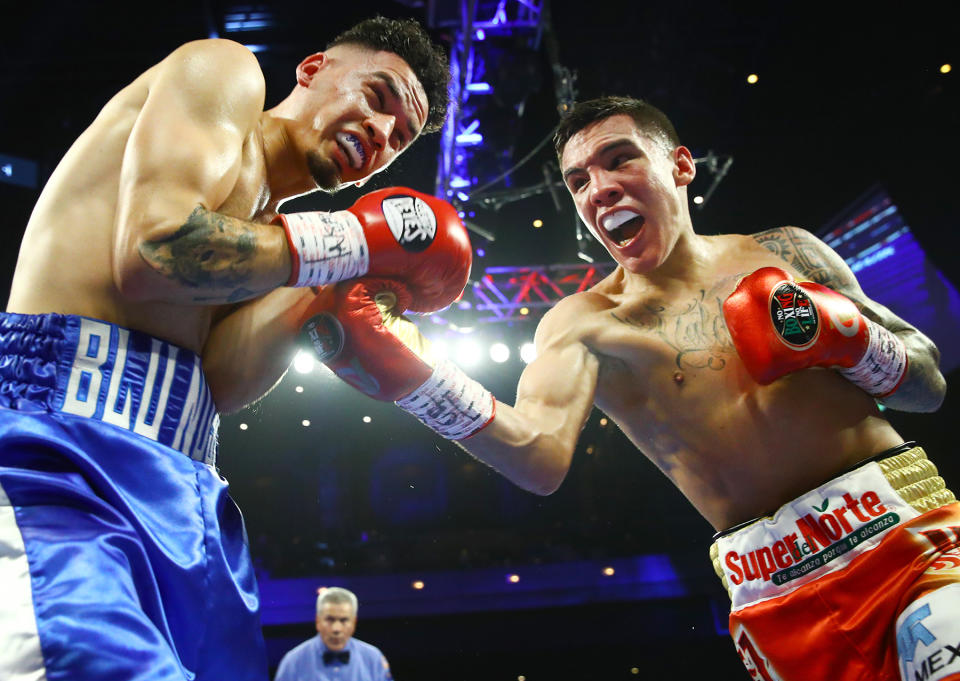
7, 50, 275, 353
6, 39, 429, 411
565, 231, 901, 530
462, 112, 942, 531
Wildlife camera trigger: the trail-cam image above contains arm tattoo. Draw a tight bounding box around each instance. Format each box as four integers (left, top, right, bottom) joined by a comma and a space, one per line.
139, 206, 265, 301
610, 290, 734, 370
754, 227, 946, 410
752, 226, 857, 291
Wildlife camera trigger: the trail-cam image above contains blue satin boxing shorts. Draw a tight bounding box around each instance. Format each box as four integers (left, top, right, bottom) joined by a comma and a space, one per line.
0, 312, 268, 680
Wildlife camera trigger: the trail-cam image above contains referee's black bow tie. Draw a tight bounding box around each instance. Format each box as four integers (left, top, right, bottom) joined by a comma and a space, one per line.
323, 650, 350, 665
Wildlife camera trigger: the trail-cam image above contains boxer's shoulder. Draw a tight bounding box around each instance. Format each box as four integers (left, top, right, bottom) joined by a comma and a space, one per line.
149, 39, 266, 125
744, 225, 825, 263
162, 39, 264, 78
535, 289, 614, 349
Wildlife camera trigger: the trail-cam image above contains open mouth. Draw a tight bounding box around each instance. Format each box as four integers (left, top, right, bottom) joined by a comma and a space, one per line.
602, 211, 645, 247
336, 132, 367, 170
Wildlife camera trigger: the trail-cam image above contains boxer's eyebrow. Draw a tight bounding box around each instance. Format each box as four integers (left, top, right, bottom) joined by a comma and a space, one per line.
372, 71, 421, 139
562, 139, 636, 180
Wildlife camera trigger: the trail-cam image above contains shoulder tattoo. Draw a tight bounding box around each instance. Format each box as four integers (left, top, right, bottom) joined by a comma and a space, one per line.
751, 226, 853, 289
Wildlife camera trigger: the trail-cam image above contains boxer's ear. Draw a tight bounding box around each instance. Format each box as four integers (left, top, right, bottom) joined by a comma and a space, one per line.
673, 145, 696, 187
296, 53, 327, 87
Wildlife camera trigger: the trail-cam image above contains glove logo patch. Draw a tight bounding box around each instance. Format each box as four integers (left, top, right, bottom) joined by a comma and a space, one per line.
381, 195, 437, 253
770, 282, 819, 349
300, 313, 344, 362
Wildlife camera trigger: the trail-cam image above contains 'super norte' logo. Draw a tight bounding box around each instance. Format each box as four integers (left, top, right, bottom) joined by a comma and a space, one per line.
724, 489, 899, 586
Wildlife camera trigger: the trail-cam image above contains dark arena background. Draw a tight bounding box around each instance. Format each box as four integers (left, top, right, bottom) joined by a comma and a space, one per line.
1, 1, 957, 679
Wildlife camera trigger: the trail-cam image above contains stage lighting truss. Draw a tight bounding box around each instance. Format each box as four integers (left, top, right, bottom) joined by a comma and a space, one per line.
432, 0, 547, 204
465, 261, 616, 323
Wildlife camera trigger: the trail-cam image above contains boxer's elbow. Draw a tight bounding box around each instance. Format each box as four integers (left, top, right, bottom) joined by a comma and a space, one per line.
889, 339, 948, 413
904, 371, 946, 413
526, 473, 565, 496
113, 253, 158, 301
518, 434, 574, 496
114, 237, 190, 301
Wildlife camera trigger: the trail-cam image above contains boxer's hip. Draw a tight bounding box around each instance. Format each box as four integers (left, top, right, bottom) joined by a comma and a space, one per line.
710, 444, 959, 680
710, 442, 955, 607
0, 313, 266, 679
0, 311, 218, 465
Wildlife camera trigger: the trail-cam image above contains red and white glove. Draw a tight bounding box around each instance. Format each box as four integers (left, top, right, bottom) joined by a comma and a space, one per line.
722, 266, 908, 397
300, 278, 496, 440
273, 187, 472, 313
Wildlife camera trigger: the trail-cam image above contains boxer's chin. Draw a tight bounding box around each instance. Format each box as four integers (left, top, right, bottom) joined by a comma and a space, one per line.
306, 151, 341, 192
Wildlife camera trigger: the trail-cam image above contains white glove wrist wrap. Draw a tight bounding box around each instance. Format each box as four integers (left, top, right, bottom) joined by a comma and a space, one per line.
839, 318, 908, 397
283, 211, 370, 287
396, 358, 495, 440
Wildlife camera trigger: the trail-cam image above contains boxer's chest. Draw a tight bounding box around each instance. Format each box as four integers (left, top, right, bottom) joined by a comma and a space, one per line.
592, 274, 744, 374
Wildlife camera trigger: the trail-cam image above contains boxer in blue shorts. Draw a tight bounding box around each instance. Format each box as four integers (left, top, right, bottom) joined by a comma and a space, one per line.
1, 17, 464, 680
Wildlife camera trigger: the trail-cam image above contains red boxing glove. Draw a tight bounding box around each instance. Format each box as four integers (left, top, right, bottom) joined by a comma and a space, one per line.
300, 278, 496, 440
723, 266, 908, 397
273, 187, 472, 313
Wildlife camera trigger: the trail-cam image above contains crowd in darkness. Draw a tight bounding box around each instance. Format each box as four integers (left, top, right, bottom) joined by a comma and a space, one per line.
239, 418, 703, 578
235, 382, 960, 580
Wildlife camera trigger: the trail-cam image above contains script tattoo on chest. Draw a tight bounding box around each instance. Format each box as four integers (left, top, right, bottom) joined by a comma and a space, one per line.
610, 289, 735, 370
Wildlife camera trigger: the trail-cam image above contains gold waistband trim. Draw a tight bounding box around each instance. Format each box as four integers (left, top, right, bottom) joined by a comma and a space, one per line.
877, 446, 956, 511
709, 446, 955, 596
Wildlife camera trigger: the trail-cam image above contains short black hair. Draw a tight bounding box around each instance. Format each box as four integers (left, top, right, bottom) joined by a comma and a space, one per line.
554, 96, 681, 160
329, 16, 450, 134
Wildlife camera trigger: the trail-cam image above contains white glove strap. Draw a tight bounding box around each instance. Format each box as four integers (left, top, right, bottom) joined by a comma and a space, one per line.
839, 318, 908, 397
283, 211, 370, 287
396, 358, 495, 440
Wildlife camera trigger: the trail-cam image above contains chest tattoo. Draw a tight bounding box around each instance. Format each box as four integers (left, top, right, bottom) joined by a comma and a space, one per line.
610, 289, 735, 370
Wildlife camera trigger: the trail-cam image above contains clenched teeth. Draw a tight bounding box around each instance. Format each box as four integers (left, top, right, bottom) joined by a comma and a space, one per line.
336, 132, 366, 170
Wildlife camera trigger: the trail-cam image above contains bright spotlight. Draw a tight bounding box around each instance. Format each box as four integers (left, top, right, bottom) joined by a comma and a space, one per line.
455, 339, 482, 368
431, 338, 450, 360
293, 350, 315, 374
490, 342, 510, 363
520, 342, 537, 364
747, 73, 759, 84
693, 195, 704, 205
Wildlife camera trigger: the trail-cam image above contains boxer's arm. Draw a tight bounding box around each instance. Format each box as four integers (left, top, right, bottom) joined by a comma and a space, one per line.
458, 298, 600, 495
753, 225, 946, 412
113, 39, 292, 305
202, 286, 319, 413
